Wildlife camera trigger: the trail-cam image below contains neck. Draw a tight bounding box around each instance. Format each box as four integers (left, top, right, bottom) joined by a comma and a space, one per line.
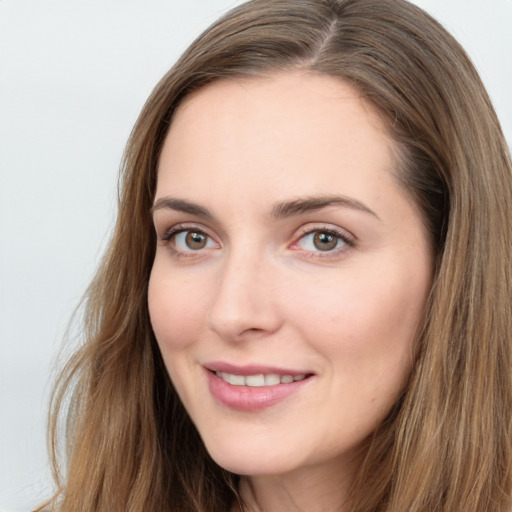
236, 457, 358, 512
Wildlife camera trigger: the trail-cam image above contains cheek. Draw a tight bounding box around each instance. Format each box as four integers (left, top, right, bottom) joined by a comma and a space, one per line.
147, 266, 211, 407
296, 275, 424, 346
345, 280, 425, 348
291, 263, 428, 387
148, 263, 209, 351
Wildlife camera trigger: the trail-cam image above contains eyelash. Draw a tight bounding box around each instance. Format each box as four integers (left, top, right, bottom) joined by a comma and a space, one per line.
161, 224, 203, 243
291, 226, 355, 257
160, 224, 218, 257
159, 224, 355, 258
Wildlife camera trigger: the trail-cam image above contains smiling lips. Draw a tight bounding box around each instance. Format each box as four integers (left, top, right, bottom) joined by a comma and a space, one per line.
205, 363, 313, 411
215, 371, 308, 387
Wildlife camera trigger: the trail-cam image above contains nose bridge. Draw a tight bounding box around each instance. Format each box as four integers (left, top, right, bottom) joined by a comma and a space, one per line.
207, 243, 280, 340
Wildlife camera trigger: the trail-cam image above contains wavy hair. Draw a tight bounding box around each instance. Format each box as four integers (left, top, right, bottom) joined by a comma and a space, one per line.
37, 0, 512, 511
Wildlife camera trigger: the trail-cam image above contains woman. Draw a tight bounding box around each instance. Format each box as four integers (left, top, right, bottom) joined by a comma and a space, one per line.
37, 0, 512, 511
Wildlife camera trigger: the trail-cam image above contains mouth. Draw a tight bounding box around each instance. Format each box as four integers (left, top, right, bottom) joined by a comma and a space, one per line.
213, 371, 309, 387
203, 363, 314, 411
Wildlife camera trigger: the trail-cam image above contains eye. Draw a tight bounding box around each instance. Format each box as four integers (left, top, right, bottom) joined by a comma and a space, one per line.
162, 227, 219, 253
174, 230, 217, 251
293, 228, 354, 254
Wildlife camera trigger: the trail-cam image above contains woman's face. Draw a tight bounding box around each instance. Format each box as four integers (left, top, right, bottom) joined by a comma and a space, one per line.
148, 72, 433, 479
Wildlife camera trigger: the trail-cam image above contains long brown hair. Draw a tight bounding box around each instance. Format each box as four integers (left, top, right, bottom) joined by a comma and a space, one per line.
37, 1, 512, 511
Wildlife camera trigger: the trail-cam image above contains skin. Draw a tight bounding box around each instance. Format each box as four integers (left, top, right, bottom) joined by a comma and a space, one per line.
148, 72, 434, 512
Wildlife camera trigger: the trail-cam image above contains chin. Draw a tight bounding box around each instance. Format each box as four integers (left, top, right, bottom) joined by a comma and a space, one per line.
203, 435, 304, 477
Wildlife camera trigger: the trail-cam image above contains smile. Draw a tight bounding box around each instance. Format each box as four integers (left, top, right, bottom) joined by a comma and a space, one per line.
205, 363, 314, 411
215, 371, 307, 387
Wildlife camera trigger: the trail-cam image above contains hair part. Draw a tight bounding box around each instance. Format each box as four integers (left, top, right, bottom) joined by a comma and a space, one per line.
38, 1, 512, 511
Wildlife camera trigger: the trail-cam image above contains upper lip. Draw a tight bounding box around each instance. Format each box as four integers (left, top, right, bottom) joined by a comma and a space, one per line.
204, 361, 314, 376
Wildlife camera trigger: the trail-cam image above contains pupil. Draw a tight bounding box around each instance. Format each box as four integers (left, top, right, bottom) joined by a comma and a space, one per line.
186, 232, 206, 249
313, 232, 337, 251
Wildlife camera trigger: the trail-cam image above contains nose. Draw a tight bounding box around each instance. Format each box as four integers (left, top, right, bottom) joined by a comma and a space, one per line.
207, 250, 283, 342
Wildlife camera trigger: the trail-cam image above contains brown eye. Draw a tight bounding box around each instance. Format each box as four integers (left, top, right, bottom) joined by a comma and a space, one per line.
170, 230, 217, 252
185, 231, 207, 250
294, 229, 350, 254
313, 232, 338, 251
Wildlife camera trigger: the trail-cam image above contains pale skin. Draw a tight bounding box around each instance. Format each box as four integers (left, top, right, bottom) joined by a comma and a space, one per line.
148, 72, 434, 511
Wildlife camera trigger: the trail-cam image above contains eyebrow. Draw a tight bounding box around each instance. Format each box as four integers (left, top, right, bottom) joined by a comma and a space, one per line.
270, 195, 380, 220
150, 194, 379, 221
151, 197, 213, 218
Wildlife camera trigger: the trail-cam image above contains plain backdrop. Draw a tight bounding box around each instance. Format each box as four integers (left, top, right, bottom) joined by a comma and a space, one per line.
1, 1, 511, 510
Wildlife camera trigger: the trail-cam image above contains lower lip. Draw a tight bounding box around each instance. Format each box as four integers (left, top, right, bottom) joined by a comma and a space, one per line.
206, 370, 311, 412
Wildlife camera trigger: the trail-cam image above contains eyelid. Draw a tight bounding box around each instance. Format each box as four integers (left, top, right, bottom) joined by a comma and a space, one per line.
159, 222, 214, 241
158, 222, 221, 254
289, 224, 356, 254
156, 221, 355, 258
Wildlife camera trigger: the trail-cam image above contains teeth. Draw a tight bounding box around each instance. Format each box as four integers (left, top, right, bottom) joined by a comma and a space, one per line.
264, 374, 280, 386
229, 374, 245, 386
216, 371, 307, 387
246, 374, 265, 387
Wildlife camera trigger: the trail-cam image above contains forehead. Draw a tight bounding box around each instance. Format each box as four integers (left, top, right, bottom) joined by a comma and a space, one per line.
155, 72, 404, 224
170, 71, 390, 147
157, 71, 397, 196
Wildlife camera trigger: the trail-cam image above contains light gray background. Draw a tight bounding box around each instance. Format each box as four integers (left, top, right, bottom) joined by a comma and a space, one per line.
1, 1, 511, 511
